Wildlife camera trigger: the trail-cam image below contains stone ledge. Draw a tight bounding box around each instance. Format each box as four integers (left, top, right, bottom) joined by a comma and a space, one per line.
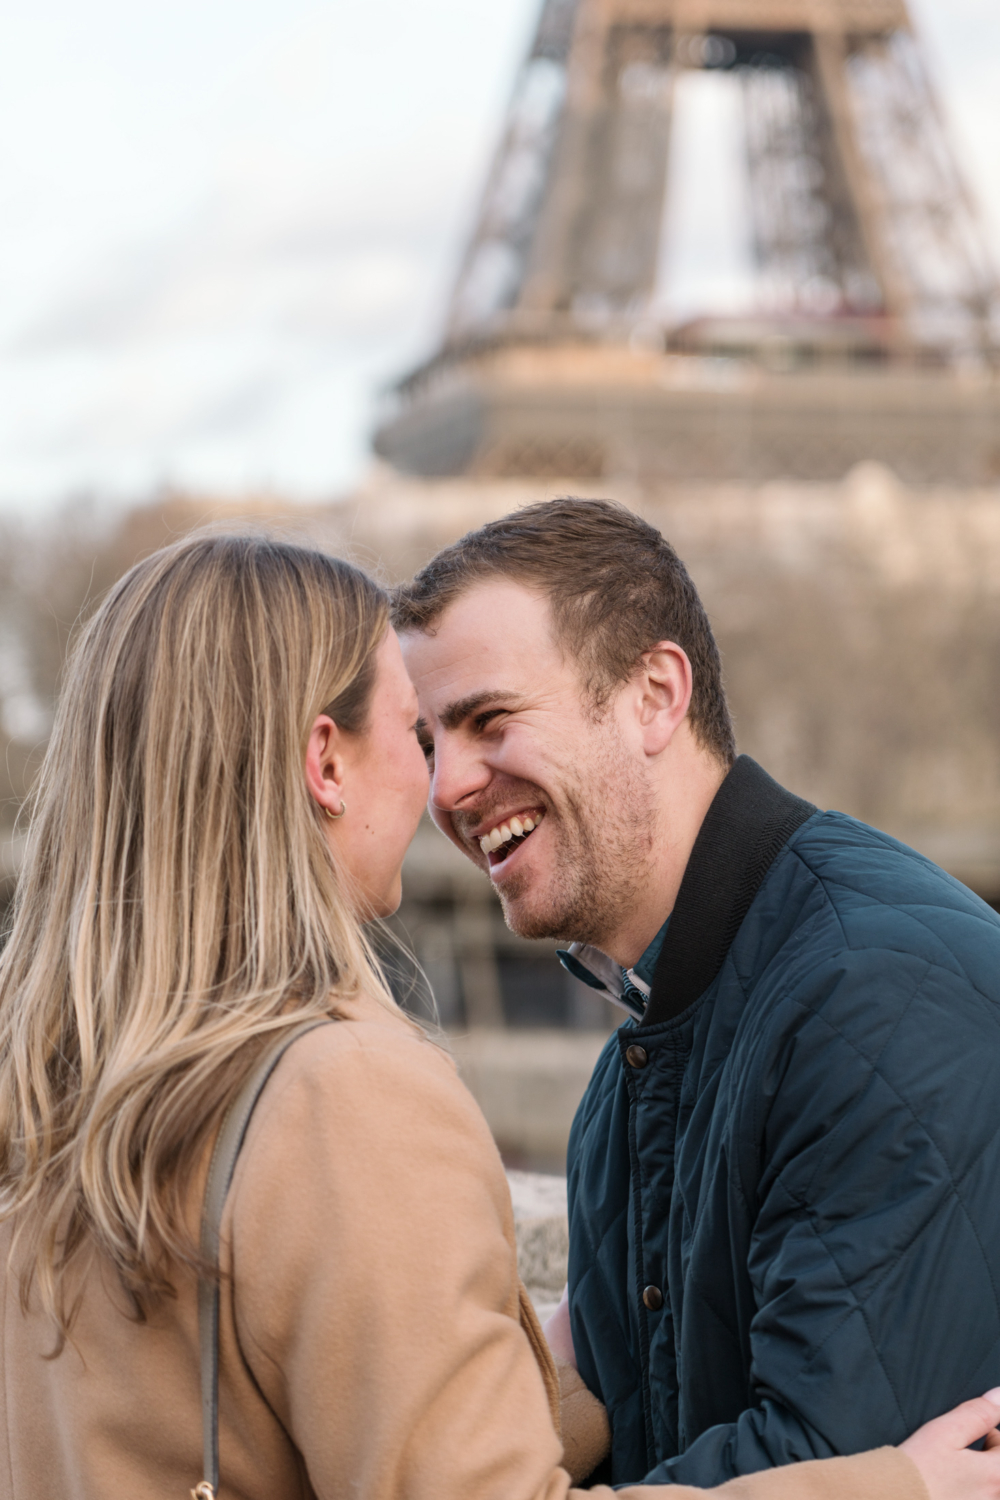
507, 1169, 568, 1321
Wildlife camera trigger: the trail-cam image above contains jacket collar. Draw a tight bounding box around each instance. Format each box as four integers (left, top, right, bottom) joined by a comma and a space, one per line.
643, 755, 816, 1029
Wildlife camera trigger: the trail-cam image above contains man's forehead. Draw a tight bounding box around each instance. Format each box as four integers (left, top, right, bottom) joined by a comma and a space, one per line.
401, 629, 535, 709
400, 580, 569, 715
402, 581, 557, 671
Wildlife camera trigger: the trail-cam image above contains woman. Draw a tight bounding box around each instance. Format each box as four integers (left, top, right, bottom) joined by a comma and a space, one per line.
0, 532, 996, 1500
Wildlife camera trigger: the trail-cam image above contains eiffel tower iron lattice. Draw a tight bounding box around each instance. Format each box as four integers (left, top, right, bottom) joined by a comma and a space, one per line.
374, 0, 1000, 485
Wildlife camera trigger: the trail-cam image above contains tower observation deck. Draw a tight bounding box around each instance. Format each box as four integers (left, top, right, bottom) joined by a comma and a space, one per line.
374, 0, 1000, 484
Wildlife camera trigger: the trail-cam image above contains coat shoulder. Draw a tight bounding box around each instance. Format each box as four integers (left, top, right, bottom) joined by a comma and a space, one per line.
750, 809, 1000, 1001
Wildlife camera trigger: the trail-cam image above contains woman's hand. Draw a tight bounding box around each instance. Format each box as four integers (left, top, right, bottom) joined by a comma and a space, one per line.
899, 1390, 1000, 1500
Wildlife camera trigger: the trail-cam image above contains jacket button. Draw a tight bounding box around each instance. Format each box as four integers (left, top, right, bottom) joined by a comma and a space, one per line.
642, 1285, 663, 1311
625, 1044, 648, 1068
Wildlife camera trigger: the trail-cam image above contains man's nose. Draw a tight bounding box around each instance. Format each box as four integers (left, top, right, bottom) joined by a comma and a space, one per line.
430, 735, 492, 812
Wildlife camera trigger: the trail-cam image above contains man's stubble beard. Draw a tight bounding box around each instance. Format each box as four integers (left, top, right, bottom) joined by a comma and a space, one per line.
497, 727, 655, 949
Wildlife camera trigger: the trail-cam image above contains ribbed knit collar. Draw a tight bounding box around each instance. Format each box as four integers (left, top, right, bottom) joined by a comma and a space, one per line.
643, 756, 816, 1028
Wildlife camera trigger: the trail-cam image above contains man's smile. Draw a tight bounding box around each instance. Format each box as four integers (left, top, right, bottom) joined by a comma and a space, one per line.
475, 806, 546, 861
482, 814, 546, 881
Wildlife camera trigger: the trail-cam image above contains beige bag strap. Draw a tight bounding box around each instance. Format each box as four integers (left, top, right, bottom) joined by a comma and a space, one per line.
190, 1019, 330, 1500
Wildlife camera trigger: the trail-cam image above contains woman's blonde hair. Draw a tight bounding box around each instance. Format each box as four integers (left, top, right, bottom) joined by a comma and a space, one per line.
0, 531, 393, 1335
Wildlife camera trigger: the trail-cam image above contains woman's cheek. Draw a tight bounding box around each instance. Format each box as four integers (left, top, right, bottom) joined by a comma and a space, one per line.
410, 741, 430, 799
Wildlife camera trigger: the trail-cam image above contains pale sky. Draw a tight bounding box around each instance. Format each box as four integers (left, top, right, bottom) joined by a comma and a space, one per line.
0, 0, 997, 512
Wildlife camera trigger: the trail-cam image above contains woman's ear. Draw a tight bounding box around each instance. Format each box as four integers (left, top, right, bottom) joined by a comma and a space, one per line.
305, 714, 348, 819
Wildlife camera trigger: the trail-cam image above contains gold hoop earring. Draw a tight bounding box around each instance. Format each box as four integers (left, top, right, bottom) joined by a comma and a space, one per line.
324, 799, 346, 821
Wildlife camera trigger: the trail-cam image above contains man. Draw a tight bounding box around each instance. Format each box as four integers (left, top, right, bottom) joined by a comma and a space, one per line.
394, 497, 1000, 1488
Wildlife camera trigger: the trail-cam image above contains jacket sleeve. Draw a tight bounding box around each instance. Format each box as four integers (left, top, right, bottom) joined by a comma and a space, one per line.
621, 1449, 927, 1500
643, 947, 1000, 1486
636, 1449, 927, 1500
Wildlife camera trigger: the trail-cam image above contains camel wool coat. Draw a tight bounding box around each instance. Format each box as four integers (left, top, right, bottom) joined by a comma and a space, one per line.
0, 992, 927, 1500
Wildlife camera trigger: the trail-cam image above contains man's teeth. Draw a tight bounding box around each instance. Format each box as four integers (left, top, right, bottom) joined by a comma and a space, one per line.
478, 809, 544, 855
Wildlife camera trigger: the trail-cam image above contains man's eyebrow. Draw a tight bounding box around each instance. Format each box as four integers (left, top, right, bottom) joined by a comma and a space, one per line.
439, 690, 519, 732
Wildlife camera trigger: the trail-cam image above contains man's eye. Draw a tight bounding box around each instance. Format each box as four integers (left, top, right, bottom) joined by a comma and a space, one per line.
475, 709, 507, 731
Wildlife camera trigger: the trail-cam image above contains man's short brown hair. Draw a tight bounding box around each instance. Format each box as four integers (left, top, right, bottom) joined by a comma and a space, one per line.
392, 497, 736, 766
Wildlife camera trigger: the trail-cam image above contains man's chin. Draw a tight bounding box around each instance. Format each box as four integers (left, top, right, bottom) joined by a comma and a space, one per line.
495, 878, 575, 944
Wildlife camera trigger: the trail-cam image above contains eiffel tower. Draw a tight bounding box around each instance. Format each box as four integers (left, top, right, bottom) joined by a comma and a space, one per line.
374, 0, 1000, 485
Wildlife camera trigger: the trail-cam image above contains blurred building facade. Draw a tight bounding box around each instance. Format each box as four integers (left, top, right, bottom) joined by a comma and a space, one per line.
4, 0, 1000, 1165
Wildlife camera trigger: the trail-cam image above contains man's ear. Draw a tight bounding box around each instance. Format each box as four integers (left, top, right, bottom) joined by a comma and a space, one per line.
305, 714, 348, 818
634, 642, 693, 755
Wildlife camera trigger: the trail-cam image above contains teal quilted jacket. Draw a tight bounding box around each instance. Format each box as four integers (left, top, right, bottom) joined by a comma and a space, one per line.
567, 757, 1000, 1486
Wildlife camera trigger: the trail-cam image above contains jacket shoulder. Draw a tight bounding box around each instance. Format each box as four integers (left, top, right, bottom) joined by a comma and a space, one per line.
729, 811, 1000, 1146
770, 810, 1000, 994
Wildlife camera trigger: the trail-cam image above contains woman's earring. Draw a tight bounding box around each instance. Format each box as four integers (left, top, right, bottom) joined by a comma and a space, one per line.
324, 799, 346, 821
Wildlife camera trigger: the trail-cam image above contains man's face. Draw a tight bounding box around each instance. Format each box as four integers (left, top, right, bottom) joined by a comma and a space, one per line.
400, 579, 654, 948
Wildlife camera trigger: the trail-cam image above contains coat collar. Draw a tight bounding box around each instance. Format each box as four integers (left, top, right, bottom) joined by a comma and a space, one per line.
642, 755, 816, 1029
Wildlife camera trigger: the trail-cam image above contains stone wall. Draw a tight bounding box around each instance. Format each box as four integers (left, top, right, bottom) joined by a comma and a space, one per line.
508, 1170, 568, 1321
